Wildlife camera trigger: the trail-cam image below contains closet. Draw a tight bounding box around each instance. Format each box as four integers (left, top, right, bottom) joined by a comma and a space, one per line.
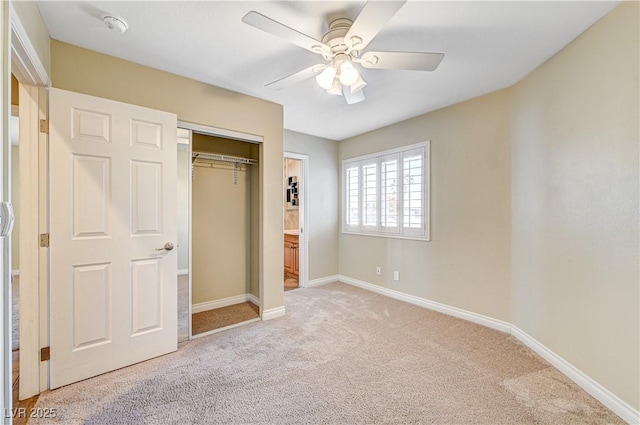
178, 129, 260, 338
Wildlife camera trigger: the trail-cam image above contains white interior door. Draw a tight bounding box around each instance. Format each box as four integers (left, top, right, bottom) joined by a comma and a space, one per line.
49, 88, 177, 389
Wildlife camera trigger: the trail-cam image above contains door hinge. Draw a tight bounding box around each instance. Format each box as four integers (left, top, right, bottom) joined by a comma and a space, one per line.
39, 233, 50, 248
39, 119, 49, 134
40, 346, 50, 362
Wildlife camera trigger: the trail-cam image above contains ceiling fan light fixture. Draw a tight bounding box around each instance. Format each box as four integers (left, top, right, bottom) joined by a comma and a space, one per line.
327, 80, 343, 96
350, 75, 367, 93
349, 36, 364, 51
316, 66, 337, 90
339, 61, 359, 86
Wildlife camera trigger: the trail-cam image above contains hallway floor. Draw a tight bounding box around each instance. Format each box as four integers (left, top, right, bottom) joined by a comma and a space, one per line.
284, 274, 298, 291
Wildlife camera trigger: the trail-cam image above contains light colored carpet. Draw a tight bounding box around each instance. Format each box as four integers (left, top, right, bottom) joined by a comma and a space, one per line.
33, 282, 623, 424
12, 275, 19, 351
192, 302, 259, 335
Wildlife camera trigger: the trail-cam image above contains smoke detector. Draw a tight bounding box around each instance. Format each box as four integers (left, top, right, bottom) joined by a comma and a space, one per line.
103, 15, 129, 34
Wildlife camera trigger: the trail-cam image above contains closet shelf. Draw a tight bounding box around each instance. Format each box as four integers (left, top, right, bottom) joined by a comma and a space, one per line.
192, 151, 257, 165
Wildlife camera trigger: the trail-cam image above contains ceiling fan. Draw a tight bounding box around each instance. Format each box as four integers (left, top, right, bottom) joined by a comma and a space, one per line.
242, 1, 444, 105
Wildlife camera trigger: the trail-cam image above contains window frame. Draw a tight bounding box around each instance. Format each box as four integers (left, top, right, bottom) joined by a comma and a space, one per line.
342, 141, 430, 241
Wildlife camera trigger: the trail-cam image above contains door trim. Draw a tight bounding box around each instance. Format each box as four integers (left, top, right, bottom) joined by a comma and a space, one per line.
177, 121, 262, 144
284, 152, 308, 289
17, 84, 46, 399
9, 4, 51, 401
9, 3, 49, 87
1, 1, 10, 416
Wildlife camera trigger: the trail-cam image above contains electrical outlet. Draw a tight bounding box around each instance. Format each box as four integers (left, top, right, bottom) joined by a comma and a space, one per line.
376, 267, 381, 276
393, 271, 400, 281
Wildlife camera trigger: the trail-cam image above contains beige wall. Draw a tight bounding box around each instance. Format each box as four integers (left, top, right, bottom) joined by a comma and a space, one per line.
338, 1, 639, 410
192, 133, 260, 298
284, 130, 339, 281
51, 40, 284, 311
193, 133, 259, 159
192, 164, 249, 304
511, 1, 639, 410
339, 89, 513, 322
11, 0, 50, 77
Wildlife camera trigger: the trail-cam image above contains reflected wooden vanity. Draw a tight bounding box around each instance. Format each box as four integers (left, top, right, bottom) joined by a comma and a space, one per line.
284, 231, 299, 278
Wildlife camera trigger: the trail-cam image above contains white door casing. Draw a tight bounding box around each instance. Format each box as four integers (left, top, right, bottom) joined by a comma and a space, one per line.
284, 152, 308, 288
49, 88, 177, 388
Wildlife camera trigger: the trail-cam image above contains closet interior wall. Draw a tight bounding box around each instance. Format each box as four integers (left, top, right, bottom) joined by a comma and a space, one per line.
191, 133, 259, 310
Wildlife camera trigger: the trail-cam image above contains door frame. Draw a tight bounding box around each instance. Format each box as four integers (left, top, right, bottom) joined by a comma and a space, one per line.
1, 2, 10, 417
177, 120, 264, 339
284, 152, 308, 289
7, 2, 51, 403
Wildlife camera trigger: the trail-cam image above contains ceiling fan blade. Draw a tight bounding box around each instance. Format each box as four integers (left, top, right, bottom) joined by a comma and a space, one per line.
360, 51, 444, 71
345, 1, 407, 51
343, 85, 365, 105
265, 64, 324, 91
242, 11, 330, 55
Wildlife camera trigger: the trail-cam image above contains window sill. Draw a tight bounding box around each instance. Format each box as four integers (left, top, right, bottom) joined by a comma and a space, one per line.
341, 230, 430, 242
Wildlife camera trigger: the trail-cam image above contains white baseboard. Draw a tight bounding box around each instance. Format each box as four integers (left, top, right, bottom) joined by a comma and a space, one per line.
261, 306, 286, 321
192, 294, 252, 314
307, 275, 339, 287
247, 293, 259, 307
177, 269, 189, 276
337, 274, 639, 424
338, 275, 511, 333
511, 326, 639, 424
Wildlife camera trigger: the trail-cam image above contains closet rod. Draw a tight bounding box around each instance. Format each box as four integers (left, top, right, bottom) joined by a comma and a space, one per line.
192, 151, 257, 165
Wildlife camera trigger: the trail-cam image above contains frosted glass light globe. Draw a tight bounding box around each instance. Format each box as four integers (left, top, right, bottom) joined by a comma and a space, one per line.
339, 61, 359, 86
316, 66, 337, 90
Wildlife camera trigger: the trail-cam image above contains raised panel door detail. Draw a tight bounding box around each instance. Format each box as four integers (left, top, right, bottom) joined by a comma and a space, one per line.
73, 155, 110, 238
131, 161, 162, 235
73, 263, 112, 350
131, 258, 163, 336
71, 108, 111, 144
131, 119, 162, 149
50, 87, 177, 389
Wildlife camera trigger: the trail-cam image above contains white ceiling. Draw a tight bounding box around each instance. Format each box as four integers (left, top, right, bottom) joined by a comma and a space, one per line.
36, 1, 619, 141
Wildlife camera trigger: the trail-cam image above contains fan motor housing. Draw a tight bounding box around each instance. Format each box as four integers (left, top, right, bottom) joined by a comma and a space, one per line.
322, 18, 353, 55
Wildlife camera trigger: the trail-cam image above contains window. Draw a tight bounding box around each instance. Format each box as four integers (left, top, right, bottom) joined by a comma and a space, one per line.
342, 142, 430, 241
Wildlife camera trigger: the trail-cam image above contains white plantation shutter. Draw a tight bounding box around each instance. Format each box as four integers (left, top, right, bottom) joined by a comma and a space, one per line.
345, 165, 360, 231
402, 148, 425, 236
380, 154, 400, 233
362, 161, 377, 229
342, 142, 429, 240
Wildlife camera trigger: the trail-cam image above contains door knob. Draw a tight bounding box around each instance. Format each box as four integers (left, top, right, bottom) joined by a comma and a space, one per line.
156, 242, 174, 251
